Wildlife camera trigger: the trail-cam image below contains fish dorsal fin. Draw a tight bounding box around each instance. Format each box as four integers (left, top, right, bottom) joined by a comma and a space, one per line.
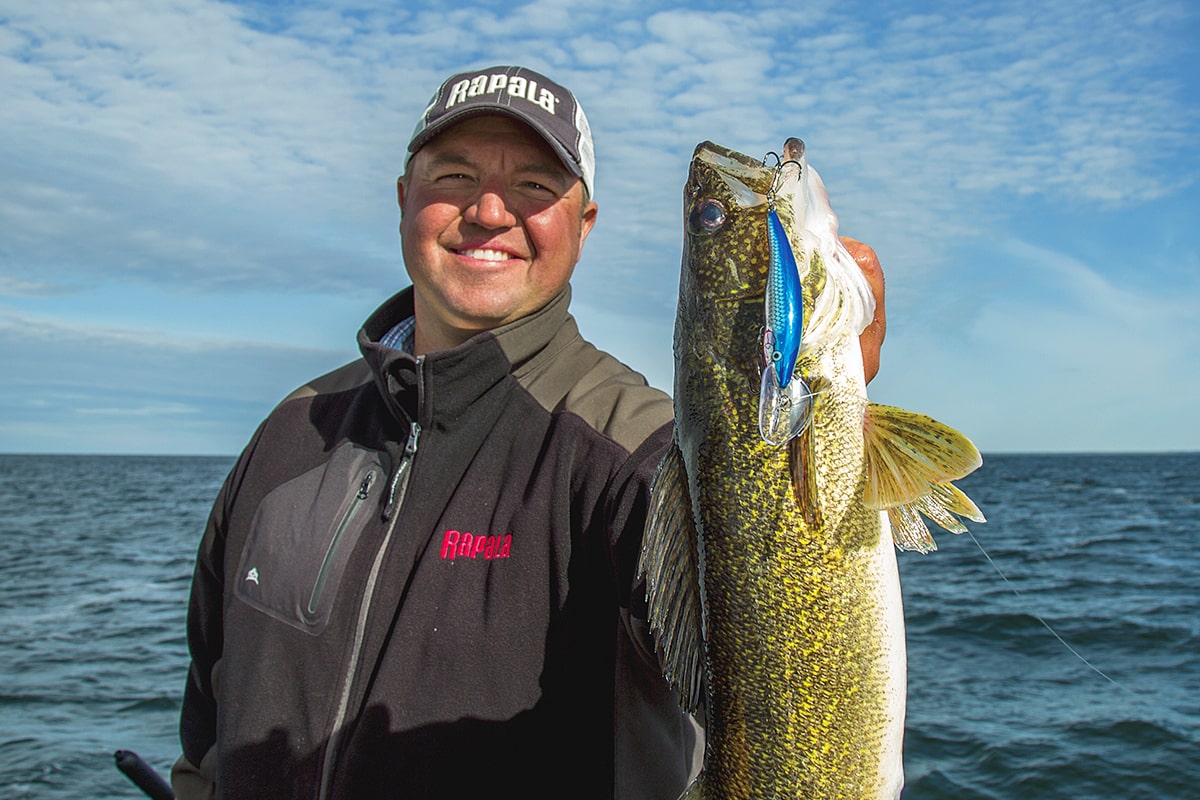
862, 403, 986, 553
638, 439, 705, 713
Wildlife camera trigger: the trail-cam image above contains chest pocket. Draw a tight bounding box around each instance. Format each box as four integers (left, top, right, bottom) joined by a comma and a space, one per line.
234, 443, 389, 635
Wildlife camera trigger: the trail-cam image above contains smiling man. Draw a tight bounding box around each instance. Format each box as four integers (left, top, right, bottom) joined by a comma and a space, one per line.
173, 65, 884, 799
398, 112, 598, 352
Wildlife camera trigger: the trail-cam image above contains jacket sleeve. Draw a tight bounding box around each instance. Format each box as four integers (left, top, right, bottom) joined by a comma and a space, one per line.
172, 423, 265, 799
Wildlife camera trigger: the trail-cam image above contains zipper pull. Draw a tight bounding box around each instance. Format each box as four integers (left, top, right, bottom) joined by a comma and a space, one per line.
382, 421, 422, 521
404, 421, 422, 457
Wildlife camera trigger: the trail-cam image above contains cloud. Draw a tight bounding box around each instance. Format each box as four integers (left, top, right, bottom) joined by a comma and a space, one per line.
76, 402, 200, 417
4, 0, 1193, 293
972, 238, 1197, 380
872, 234, 1200, 452
0, 310, 355, 454
0, 0, 1196, 453
0, 276, 73, 297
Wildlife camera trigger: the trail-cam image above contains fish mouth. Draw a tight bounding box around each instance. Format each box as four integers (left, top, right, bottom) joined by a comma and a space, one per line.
693, 141, 766, 173
690, 149, 769, 213
690, 140, 806, 212
692, 138, 804, 181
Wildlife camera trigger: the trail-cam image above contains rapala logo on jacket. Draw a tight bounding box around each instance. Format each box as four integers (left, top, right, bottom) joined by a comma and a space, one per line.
440, 529, 512, 561
446, 73, 559, 114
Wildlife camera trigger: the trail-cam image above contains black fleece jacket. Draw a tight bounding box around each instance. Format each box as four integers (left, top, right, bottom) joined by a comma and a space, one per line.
174, 287, 700, 799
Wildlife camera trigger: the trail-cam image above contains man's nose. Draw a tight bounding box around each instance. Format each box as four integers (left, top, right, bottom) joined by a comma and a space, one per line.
464, 188, 517, 229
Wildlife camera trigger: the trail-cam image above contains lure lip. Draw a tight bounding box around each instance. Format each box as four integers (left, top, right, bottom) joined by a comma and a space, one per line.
758, 367, 815, 446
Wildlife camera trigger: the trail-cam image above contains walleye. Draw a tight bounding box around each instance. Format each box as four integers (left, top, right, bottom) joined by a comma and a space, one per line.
639, 139, 984, 799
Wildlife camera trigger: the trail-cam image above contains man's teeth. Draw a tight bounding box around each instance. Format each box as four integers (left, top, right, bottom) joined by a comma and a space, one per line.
459, 248, 510, 261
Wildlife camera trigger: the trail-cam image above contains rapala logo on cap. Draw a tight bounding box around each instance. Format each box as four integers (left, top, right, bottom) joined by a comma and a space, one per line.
445, 72, 559, 115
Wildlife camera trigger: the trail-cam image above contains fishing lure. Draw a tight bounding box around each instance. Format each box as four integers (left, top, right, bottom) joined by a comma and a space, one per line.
759, 153, 815, 446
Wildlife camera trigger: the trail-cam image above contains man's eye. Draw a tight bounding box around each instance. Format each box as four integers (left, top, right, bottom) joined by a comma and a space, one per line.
521, 180, 557, 194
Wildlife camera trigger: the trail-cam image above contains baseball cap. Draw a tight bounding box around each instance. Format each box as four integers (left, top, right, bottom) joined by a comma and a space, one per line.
407, 65, 595, 197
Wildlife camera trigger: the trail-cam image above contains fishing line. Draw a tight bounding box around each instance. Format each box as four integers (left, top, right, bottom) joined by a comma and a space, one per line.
965, 529, 1128, 692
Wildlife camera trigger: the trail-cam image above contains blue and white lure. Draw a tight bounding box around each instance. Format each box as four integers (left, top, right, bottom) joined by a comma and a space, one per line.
759, 151, 816, 446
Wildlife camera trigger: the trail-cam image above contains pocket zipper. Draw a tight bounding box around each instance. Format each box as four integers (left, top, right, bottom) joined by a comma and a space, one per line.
307, 468, 378, 616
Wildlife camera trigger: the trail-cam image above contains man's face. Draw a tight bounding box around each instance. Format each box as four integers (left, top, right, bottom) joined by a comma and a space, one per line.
398, 114, 598, 352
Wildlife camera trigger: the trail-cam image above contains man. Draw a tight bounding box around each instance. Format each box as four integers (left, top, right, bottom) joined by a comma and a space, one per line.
172, 65, 885, 799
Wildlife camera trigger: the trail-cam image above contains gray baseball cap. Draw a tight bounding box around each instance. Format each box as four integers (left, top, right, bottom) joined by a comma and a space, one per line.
407, 65, 595, 197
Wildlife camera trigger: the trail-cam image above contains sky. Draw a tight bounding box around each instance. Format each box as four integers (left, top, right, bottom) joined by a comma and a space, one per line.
1, 0, 1197, 455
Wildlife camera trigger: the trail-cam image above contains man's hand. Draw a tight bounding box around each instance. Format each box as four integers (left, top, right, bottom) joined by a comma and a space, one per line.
840, 236, 886, 384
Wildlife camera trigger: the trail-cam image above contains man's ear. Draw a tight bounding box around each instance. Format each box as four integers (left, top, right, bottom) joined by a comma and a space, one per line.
578, 200, 598, 252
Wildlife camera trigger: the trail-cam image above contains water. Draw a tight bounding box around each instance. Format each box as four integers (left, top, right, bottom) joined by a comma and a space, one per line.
0, 455, 232, 798
1, 452, 1197, 798
900, 453, 1200, 799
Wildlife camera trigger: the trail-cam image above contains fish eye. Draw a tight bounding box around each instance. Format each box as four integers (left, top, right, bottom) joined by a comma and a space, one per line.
688, 198, 727, 234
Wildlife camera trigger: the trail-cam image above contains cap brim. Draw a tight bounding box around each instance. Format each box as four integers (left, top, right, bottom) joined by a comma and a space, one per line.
407, 105, 585, 184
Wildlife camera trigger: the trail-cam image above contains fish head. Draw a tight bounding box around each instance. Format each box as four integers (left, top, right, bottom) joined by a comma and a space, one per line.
680, 142, 773, 317
676, 142, 778, 407
684, 138, 875, 319
677, 140, 876, 392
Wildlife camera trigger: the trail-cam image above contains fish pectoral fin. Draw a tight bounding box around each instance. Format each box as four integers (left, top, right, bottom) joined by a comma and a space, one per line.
639, 439, 706, 713
862, 403, 986, 552
789, 425, 822, 529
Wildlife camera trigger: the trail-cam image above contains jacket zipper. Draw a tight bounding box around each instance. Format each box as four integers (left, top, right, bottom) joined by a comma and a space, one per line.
316, 420, 422, 800
307, 468, 379, 616
382, 420, 421, 521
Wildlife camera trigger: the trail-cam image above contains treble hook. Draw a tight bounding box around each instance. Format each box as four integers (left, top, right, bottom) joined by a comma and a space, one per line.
762, 152, 782, 208
761, 151, 801, 209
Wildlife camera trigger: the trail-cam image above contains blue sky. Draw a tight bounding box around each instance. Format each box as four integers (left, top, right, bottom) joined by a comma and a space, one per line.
1, 0, 1197, 455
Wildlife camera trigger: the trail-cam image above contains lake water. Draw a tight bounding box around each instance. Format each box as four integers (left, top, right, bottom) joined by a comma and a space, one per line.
1, 452, 1197, 798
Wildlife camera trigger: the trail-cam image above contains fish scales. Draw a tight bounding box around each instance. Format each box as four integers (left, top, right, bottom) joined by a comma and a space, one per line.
642, 140, 983, 799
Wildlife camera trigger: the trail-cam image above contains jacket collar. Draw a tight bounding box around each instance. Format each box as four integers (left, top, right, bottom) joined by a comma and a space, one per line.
356, 286, 576, 426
